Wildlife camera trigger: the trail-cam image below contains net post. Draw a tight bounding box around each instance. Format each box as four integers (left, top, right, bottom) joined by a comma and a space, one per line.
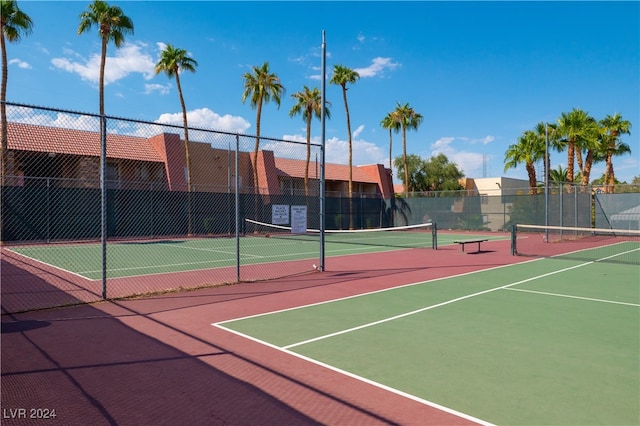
511, 224, 517, 255
432, 222, 437, 250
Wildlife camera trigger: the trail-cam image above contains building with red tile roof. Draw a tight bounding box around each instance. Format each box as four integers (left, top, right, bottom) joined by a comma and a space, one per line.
5, 122, 394, 198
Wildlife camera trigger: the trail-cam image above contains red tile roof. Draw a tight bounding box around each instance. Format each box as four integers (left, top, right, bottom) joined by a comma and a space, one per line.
273, 157, 379, 183
7, 122, 164, 163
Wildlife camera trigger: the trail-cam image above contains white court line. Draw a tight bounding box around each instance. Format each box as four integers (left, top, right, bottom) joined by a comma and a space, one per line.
5, 249, 93, 281
505, 288, 640, 307
144, 241, 264, 259
213, 326, 495, 426
281, 260, 594, 350
77, 256, 256, 275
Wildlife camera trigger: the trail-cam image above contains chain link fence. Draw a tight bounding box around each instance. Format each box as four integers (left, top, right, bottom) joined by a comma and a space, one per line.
595, 191, 640, 230
387, 184, 598, 231
2, 102, 638, 313
1, 102, 323, 313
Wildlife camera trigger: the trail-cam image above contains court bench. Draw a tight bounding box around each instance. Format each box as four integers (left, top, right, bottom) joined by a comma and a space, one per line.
453, 239, 489, 253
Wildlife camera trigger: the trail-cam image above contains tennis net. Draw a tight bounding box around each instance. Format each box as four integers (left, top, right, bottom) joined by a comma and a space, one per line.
511, 224, 640, 265
244, 219, 437, 250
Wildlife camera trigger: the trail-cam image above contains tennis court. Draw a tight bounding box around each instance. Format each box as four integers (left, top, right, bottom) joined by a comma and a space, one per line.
6, 222, 507, 280
215, 241, 640, 425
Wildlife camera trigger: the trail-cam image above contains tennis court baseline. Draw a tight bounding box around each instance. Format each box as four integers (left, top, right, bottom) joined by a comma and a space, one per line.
215, 243, 640, 425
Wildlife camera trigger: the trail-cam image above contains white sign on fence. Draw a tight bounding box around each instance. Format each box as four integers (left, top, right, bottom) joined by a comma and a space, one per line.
272, 205, 289, 225
291, 205, 307, 234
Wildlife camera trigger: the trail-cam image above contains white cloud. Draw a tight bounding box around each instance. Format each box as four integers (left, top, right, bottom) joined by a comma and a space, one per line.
480, 135, 495, 145
51, 41, 156, 85
8, 106, 100, 131
156, 107, 250, 135
430, 136, 494, 177
354, 57, 400, 78
35, 43, 49, 55
352, 124, 364, 139
9, 58, 31, 69
458, 135, 495, 145
281, 130, 386, 167
144, 83, 171, 95
326, 136, 386, 166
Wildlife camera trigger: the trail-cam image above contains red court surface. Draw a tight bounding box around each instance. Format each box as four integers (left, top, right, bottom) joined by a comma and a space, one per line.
2, 239, 520, 425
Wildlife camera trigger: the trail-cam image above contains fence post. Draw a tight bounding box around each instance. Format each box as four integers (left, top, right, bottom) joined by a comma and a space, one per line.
46, 177, 50, 243
101, 115, 107, 300
235, 134, 240, 282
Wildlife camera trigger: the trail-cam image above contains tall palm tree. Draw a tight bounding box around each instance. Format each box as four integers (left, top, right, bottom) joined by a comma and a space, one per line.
241, 61, 284, 193
556, 108, 597, 186
329, 65, 359, 201
155, 44, 197, 191
289, 85, 330, 196
330, 65, 359, 229
1, 0, 32, 185
155, 44, 197, 234
504, 130, 545, 194
381, 111, 400, 171
392, 102, 423, 194
597, 113, 631, 193
78, 0, 133, 119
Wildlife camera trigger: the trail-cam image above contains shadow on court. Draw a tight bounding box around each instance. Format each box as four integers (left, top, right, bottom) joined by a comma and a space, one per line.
0, 254, 102, 314
1, 302, 326, 426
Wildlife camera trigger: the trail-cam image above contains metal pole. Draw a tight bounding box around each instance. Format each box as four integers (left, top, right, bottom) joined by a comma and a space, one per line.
101, 116, 107, 299
545, 123, 549, 242
319, 30, 326, 271
228, 138, 231, 234
46, 177, 50, 243
235, 134, 240, 281
560, 183, 563, 239
574, 184, 578, 228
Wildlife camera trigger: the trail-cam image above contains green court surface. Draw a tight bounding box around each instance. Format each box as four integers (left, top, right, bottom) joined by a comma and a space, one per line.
8, 229, 504, 280
216, 243, 640, 425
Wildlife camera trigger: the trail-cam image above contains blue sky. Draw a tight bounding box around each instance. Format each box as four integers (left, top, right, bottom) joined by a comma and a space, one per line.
6, 1, 640, 184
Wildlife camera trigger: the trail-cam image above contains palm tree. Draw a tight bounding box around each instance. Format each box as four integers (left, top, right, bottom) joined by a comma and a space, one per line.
155, 44, 197, 234
504, 130, 545, 194
329, 65, 359, 201
1, 0, 32, 185
241, 62, 284, 193
289, 85, 330, 196
550, 165, 569, 184
381, 111, 400, 171
597, 113, 631, 193
392, 102, 423, 194
78, 0, 133, 118
556, 108, 597, 186
533, 122, 560, 185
